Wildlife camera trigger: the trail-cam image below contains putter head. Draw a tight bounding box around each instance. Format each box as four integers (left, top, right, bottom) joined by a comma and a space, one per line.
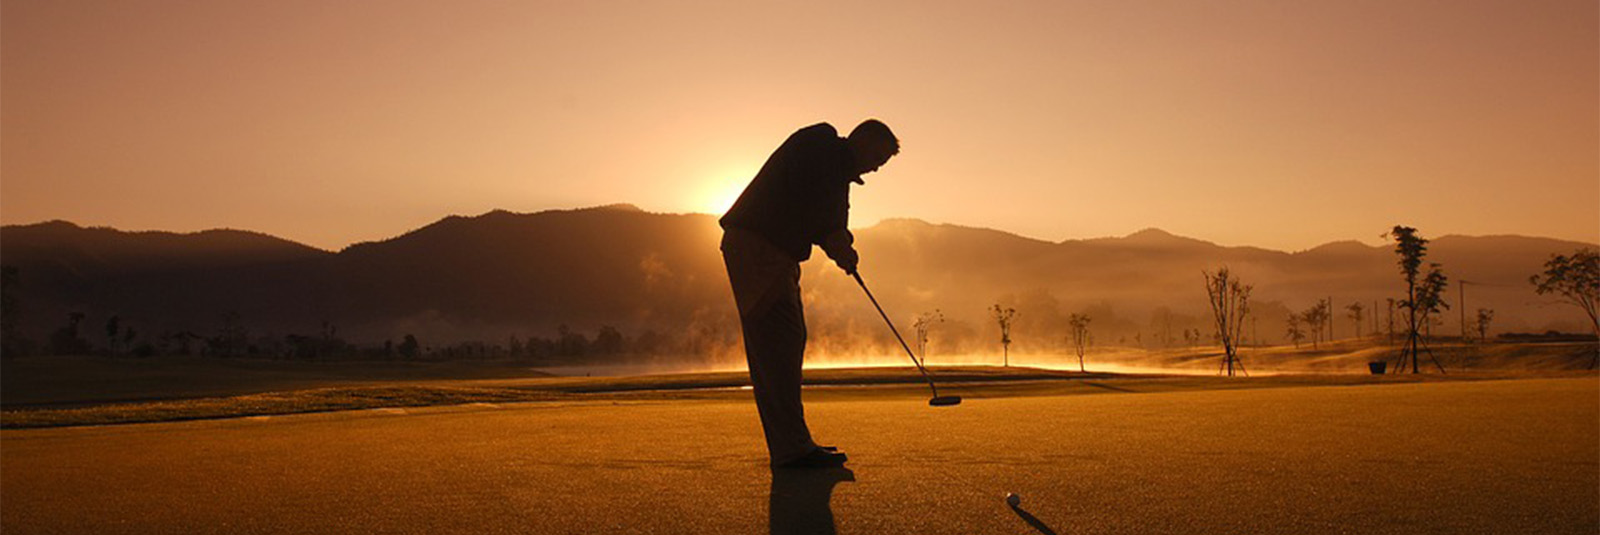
929, 396, 962, 407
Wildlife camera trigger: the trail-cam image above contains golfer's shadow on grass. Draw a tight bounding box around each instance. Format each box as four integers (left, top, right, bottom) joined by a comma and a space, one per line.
769, 466, 854, 535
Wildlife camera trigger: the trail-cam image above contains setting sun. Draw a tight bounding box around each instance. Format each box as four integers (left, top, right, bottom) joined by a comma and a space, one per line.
697, 168, 757, 216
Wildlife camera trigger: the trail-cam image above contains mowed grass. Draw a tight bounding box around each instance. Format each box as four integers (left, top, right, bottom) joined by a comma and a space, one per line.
3, 377, 1593, 534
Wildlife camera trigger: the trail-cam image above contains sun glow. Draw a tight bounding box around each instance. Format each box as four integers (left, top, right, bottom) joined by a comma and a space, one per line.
708, 182, 743, 215
697, 170, 753, 216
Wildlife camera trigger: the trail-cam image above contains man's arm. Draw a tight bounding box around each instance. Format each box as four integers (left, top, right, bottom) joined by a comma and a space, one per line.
790, 127, 858, 273
820, 228, 858, 275
814, 175, 857, 274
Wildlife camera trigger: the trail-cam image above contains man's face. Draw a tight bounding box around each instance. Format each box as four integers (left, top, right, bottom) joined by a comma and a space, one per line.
853, 139, 898, 175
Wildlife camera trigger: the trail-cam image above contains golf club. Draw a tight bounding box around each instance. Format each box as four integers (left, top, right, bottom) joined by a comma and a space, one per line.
852, 271, 962, 407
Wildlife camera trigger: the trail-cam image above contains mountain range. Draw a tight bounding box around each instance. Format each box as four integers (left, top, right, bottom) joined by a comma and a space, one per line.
2, 204, 1593, 355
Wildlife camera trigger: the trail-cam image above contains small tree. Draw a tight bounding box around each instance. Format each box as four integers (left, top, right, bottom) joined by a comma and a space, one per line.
1320, 299, 1333, 342
1416, 264, 1450, 339
556, 324, 588, 357
1203, 268, 1252, 377
398, 334, 421, 360
991, 304, 1017, 367
1286, 313, 1305, 348
1068, 313, 1092, 372
913, 310, 944, 364
593, 325, 626, 354
105, 315, 122, 356
1345, 302, 1365, 339
1475, 308, 1494, 343
1390, 226, 1447, 373
1301, 300, 1329, 349
1384, 298, 1398, 345
1151, 307, 1175, 348
1530, 248, 1599, 368
49, 312, 91, 355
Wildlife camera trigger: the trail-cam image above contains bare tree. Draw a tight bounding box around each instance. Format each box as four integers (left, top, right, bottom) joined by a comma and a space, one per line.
1320, 298, 1334, 342
1531, 248, 1599, 368
1286, 313, 1306, 348
913, 309, 944, 364
1068, 313, 1091, 372
105, 315, 121, 356
992, 304, 1017, 367
1150, 307, 1176, 348
1372, 300, 1380, 339
1302, 300, 1329, 349
1384, 298, 1397, 345
1326, 296, 1334, 340
1203, 268, 1252, 377
1475, 308, 1494, 343
1345, 302, 1365, 339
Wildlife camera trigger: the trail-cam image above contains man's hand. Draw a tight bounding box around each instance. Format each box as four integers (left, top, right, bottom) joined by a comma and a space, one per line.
833, 247, 859, 275
822, 230, 859, 275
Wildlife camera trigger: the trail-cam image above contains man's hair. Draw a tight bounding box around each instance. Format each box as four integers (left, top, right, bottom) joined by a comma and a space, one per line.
849, 119, 899, 155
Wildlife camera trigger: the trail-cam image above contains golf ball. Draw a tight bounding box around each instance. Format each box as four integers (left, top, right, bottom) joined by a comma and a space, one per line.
1005, 493, 1021, 507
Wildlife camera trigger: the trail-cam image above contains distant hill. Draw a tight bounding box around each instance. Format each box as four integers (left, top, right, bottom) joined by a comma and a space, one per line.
2, 207, 1594, 358
2, 220, 329, 270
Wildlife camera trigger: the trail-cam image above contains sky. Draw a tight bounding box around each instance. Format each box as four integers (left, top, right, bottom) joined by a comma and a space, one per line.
3, 0, 1596, 252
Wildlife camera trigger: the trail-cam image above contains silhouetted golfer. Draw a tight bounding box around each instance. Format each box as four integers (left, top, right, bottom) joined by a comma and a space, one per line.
720, 119, 900, 468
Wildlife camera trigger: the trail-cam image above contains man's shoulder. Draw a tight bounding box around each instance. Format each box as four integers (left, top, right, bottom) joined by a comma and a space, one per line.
798, 122, 839, 136
790, 122, 841, 143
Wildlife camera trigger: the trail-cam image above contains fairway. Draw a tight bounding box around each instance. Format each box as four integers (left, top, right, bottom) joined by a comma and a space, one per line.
3, 377, 1595, 534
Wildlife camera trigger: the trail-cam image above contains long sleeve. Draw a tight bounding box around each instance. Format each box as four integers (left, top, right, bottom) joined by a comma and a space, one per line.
801, 155, 852, 247
720, 123, 858, 262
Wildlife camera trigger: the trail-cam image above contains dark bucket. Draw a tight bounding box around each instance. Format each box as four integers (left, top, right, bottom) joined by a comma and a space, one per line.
1367, 361, 1387, 375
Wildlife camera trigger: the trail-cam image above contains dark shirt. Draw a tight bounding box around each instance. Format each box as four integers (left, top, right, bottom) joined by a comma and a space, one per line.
720, 123, 859, 262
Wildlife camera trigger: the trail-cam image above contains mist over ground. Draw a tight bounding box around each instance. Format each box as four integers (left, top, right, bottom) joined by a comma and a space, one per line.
2, 205, 1594, 370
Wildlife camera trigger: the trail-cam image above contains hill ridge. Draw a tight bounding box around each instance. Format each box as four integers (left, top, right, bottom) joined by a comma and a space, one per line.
3, 207, 1595, 351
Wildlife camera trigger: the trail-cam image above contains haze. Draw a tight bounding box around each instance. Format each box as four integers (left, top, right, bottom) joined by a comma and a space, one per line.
3, 0, 1596, 251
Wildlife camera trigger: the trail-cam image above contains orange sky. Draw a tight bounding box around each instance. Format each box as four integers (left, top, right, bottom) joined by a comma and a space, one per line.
3, 0, 1596, 252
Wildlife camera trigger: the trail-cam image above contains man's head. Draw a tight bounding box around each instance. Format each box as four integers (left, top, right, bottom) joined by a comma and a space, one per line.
846, 119, 899, 175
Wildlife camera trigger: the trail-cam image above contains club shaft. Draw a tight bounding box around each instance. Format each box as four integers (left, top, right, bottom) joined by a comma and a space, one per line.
852, 272, 942, 398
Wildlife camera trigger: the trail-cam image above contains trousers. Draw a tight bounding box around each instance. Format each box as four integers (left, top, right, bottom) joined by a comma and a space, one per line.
721, 228, 818, 465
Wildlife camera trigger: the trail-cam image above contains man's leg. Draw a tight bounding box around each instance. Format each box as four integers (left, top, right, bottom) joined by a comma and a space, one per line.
722, 230, 819, 465
739, 267, 816, 465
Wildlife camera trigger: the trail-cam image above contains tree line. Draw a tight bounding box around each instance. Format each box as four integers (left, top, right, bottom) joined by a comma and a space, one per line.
912, 226, 1597, 374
